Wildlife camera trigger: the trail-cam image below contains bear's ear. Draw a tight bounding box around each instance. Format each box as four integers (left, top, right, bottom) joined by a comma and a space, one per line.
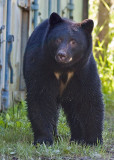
49, 12, 63, 26
81, 19, 94, 34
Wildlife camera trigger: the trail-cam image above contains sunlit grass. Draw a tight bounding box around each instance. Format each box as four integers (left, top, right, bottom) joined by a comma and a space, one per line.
0, 102, 113, 160
0, 1, 114, 159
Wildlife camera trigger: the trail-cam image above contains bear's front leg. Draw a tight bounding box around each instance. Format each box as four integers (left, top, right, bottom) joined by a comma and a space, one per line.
26, 75, 59, 145
74, 92, 104, 145
80, 101, 104, 145
62, 85, 104, 145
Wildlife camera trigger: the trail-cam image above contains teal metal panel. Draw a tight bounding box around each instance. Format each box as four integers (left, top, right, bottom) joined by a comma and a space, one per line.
48, 0, 52, 17
57, 0, 60, 14
31, 0, 39, 29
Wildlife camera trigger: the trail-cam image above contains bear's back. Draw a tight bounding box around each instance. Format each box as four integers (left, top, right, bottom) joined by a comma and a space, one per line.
26, 19, 49, 51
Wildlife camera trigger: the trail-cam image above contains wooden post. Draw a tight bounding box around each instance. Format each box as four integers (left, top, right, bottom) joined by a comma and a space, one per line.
82, 0, 88, 20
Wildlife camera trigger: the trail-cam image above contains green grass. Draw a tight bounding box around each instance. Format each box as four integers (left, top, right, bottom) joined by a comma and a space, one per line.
0, 101, 113, 160
0, 2, 114, 159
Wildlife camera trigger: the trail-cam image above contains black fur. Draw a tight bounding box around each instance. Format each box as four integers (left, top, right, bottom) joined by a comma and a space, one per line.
23, 13, 104, 145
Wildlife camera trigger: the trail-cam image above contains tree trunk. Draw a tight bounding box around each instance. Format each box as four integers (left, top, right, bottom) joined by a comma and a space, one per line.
95, 0, 112, 60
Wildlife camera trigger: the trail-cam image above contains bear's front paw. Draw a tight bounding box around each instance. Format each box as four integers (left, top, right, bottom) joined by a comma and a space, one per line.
34, 137, 53, 146
84, 136, 103, 146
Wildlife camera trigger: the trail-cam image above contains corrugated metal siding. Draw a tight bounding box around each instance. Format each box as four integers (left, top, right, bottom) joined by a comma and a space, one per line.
0, 0, 85, 110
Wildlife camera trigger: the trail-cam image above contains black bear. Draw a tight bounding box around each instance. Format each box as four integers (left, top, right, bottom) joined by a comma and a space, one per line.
23, 13, 104, 145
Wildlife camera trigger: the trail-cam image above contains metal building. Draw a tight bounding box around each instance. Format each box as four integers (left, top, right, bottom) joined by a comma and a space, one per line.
0, 0, 88, 111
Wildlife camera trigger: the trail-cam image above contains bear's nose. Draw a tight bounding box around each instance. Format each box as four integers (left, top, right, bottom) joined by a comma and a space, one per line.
57, 50, 67, 60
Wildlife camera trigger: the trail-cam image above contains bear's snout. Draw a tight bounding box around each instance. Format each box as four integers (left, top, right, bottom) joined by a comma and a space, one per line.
55, 50, 72, 63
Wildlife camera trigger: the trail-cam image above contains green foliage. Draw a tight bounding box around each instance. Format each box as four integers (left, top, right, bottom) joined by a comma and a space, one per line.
0, 101, 30, 129
95, 52, 114, 109
89, 0, 114, 111
93, 29, 114, 111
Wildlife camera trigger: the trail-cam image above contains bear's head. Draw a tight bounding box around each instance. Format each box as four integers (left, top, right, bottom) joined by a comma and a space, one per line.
46, 13, 94, 69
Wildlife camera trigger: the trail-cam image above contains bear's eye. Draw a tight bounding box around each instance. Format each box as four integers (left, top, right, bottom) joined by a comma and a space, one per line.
56, 38, 62, 44
70, 40, 77, 46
